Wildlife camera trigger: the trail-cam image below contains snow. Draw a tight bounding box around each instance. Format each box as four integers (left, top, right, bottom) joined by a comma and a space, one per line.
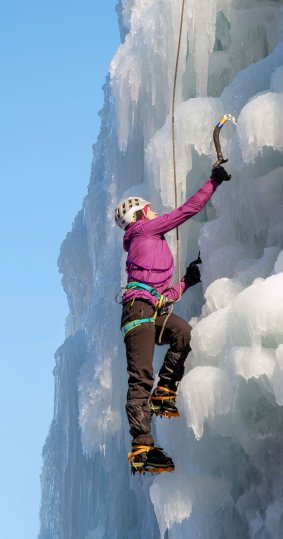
39, 1, 283, 538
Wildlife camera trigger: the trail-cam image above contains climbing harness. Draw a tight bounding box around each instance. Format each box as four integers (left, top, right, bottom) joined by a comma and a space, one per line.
213, 114, 237, 168
120, 282, 171, 338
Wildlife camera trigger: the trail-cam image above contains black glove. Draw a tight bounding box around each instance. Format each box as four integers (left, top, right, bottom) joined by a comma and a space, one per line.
184, 255, 202, 287
211, 165, 231, 184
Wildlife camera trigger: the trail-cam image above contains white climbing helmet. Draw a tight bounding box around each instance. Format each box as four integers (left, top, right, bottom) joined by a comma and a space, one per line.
114, 196, 150, 229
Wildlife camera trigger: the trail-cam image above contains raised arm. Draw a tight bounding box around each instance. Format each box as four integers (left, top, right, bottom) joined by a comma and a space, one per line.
141, 177, 219, 236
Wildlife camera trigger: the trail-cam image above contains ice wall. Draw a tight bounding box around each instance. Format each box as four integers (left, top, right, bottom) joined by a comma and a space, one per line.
39, 1, 283, 538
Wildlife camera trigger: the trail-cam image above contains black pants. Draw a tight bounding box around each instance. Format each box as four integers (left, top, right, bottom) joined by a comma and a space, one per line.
121, 300, 192, 446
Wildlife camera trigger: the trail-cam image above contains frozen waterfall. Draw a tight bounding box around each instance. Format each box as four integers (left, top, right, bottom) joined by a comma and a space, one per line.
39, 1, 283, 538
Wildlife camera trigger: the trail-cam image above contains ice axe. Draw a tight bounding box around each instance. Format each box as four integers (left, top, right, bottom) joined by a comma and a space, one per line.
213, 114, 237, 168
197, 115, 237, 275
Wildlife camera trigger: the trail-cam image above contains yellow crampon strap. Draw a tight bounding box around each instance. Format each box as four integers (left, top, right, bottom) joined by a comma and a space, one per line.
158, 386, 176, 395
149, 386, 176, 402
128, 445, 152, 462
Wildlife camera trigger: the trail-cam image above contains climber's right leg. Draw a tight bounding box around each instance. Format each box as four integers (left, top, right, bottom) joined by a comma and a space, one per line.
122, 300, 175, 474
122, 300, 156, 447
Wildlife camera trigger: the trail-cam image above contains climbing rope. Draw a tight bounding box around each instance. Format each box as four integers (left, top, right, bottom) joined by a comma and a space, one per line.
157, 0, 187, 344
171, 0, 186, 302
161, 3, 236, 343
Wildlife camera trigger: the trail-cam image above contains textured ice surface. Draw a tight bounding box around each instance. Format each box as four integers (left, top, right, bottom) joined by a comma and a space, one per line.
39, 1, 283, 538
180, 366, 232, 439
238, 93, 283, 162
150, 473, 232, 538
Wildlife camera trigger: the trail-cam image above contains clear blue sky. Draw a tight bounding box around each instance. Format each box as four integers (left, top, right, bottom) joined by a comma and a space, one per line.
0, 2, 120, 537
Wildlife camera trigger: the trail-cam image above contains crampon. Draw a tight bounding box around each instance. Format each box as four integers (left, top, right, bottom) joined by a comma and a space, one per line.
149, 385, 179, 418
128, 445, 175, 475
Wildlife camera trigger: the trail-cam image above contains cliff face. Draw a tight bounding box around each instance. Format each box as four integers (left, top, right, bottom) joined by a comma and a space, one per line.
39, 1, 283, 538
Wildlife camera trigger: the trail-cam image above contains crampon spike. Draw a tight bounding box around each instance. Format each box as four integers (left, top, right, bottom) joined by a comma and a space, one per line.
131, 465, 175, 475
151, 408, 180, 419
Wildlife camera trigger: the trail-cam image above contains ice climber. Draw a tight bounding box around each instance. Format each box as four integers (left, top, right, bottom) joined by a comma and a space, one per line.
115, 165, 231, 474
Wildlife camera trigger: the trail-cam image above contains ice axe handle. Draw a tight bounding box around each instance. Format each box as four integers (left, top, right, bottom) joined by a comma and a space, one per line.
212, 114, 237, 168
213, 124, 228, 169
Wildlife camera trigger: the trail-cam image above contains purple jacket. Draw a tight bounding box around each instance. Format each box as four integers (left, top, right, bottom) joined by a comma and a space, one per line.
122, 177, 218, 306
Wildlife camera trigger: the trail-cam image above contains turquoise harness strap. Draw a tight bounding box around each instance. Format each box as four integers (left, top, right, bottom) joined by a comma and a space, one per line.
121, 317, 155, 338
121, 282, 164, 339
126, 281, 161, 299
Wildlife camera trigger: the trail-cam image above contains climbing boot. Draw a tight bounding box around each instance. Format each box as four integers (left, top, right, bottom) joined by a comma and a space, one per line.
150, 385, 179, 418
128, 445, 175, 475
